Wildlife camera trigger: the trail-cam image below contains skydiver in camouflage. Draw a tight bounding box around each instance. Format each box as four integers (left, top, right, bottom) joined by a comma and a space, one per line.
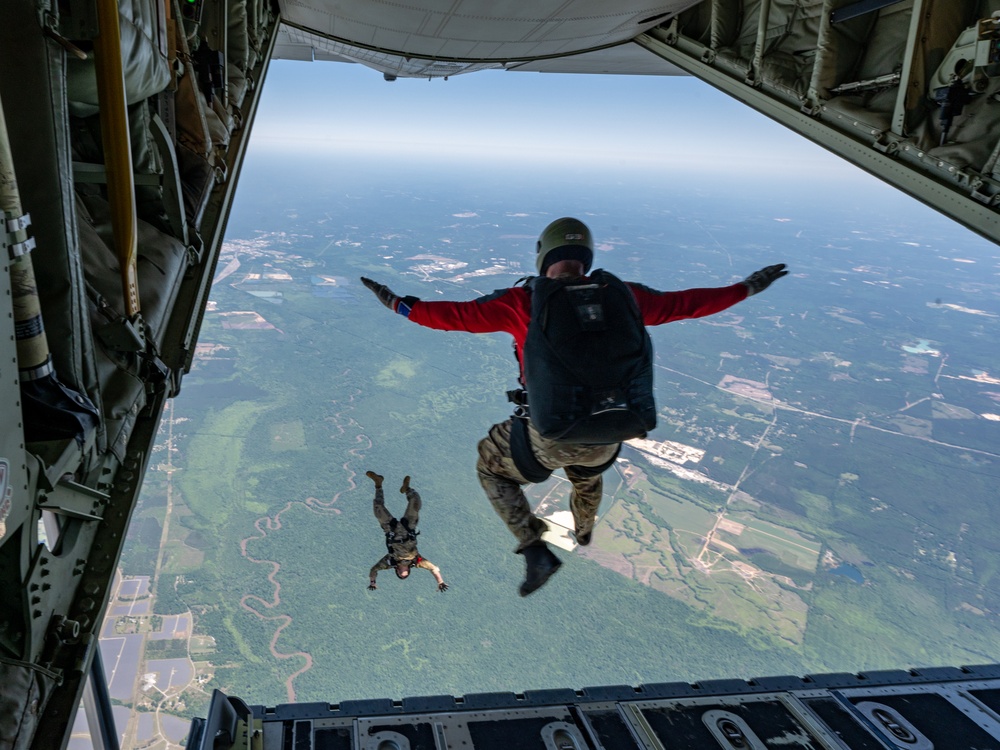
366, 471, 448, 592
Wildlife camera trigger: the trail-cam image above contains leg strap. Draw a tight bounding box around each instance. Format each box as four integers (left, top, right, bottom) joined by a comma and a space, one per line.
510, 417, 553, 483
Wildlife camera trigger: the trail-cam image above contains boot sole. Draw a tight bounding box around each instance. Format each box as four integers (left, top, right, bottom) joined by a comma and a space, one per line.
519, 558, 562, 597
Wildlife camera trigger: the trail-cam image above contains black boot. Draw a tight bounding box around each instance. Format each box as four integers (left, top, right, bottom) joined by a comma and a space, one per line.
570, 496, 594, 546
518, 542, 561, 597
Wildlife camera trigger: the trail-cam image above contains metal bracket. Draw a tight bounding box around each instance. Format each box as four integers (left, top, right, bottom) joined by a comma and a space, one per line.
661, 17, 679, 46
8, 236, 36, 259
871, 135, 899, 155
971, 182, 996, 205
871, 139, 891, 154
4, 212, 31, 233
37, 479, 108, 522
96, 316, 146, 354
5, 209, 37, 260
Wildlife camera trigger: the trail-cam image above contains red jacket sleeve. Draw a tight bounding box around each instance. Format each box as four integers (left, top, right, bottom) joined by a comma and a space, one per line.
408, 287, 531, 341
405, 280, 745, 368
628, 281, 748, 325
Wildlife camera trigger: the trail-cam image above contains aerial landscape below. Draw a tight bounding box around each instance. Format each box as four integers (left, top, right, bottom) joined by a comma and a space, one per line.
77, 152, 1000, 749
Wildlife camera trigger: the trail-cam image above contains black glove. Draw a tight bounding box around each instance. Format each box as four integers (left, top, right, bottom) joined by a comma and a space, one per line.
367, 582, 377, 591
438, 582, 449, 593
361, 277, 400, 311
360, 277, 419, 317
742, 264, 788, 296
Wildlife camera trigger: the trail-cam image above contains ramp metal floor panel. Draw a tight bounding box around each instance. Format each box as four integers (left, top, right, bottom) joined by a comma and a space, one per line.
188, 664, 1000, 749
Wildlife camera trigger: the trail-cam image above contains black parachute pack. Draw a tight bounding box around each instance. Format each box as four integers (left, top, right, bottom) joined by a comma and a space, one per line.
518, 269, 656, 444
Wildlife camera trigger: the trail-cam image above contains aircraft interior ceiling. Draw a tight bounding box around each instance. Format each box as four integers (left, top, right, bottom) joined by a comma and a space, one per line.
1, 0, 999, 748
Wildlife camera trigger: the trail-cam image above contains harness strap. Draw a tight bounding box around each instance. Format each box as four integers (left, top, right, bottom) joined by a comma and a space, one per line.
385, 522, 419, 554
509, 417, 553, 483
387, 555, 421, 567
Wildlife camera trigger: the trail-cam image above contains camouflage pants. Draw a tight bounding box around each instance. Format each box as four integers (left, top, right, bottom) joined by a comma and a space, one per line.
373, 485, 421, 559
476, 419, 619, 551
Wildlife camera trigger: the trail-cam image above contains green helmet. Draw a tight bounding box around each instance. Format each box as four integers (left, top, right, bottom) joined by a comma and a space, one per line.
536, 217, 593, 275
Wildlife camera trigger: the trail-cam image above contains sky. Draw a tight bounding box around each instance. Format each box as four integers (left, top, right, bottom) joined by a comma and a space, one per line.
249, 59, 868, 178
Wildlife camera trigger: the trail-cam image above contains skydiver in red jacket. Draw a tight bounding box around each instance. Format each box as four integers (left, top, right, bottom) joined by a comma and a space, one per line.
361, 217, 786, 596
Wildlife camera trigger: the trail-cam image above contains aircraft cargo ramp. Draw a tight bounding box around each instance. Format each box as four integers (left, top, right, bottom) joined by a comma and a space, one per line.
189, 664, 1000, 749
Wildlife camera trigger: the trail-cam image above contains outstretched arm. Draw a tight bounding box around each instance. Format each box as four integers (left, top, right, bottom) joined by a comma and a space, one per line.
629, 281, 748, 325
416, 558, 448, 592
361, 276, 530, 336
630, 264, 787, 326
407, 288, 530, 336
368, 555, 391, 590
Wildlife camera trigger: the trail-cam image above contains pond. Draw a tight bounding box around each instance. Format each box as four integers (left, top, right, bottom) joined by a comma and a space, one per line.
830, 563, 865, 583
